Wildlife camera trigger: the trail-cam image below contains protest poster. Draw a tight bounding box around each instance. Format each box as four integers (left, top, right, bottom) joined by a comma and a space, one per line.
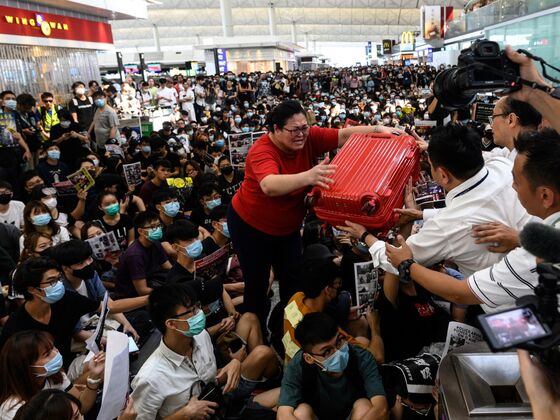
52, 180, 77, 196
381, 353, 442, 398
228, 131, 264, 168
123, 162, 142, 186
67, 167, 95, 192
441, 321, 483, 357
85, 231, 121, 260
194, 245, 230, 281
354, 261, 379, 313
85, 292, 109, 354
105, 144, 124, 159
97, 331, 130, 420
473, 102, 495, 124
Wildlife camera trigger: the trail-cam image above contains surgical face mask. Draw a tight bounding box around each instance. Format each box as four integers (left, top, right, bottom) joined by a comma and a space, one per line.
241, 126, 250, 133
47, 150, 60, 160
40, 280, 65, 304
206, 197, 221, 210
220, 222, 230, 238
147, 226, 163, 242
43, 197, 57, 210
4, 99, 16, 110
75, 87, 86, 96
94, 99, 106, 107
221, 165, 233, 175
32, 351, 63, 377
216, 139, 225, 148
316, 342, 350, 373
247, 112, 254, 118
201, 117, 208, 124
363, 111, 371, 118
173, 310, 206, 337
60, 121, 71, 129
339, 113, 346, 119
382, 118, 391, 125
163, 201, 180, 217
208, 134, 215, 141
185, 240, 203, 258
32, 213, 52, 226
73, 263, 95, 280
141, 146, 151, 154
104, 202, 120, 216
92, 158, 99, 167
234, 117, 242, 124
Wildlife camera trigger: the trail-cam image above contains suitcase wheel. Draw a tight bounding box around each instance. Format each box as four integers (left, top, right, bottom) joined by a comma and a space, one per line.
361, 198, 378, 216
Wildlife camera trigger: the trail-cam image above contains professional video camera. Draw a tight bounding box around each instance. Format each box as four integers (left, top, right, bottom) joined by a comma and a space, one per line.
433, 40, 521, 109
478, 222, 560, 372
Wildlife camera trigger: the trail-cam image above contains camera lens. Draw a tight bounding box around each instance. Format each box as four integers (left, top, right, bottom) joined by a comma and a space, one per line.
433, 68, 477, 110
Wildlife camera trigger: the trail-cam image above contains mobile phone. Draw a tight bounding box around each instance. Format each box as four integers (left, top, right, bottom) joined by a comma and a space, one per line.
127, 335, 139, 353
478, 305, 551, 351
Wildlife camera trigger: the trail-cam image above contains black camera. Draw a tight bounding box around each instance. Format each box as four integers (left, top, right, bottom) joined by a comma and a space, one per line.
433, 40, 521, 109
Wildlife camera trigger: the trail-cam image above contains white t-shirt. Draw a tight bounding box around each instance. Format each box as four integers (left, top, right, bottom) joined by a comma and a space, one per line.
180, 88, 195, 111
158, 87, 178, 107
0, 200, 25, 229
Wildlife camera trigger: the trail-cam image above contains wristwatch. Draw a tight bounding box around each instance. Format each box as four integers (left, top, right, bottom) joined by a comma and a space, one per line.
86, 376, 101, 387
360, 231, 371, 243
398, 259, 415, 284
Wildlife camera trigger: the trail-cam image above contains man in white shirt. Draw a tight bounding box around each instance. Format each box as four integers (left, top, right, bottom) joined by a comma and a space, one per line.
131, 283, 278, 420
179, 80, 196, 122
0, 181, 25, 229
157, 79, 178, 108
341, 124, 532, 278
384, 128, 560, 312
193, 75, 206, 122
484, 96, 541, 162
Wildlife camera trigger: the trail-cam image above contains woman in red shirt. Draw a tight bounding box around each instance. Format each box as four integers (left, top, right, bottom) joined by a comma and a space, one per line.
228, 100, 401, 322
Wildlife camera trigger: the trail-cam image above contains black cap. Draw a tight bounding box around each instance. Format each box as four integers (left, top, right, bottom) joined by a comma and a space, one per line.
302, 244, 335, 262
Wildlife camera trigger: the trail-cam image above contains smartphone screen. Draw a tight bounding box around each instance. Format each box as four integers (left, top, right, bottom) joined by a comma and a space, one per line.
479, 306, 551, 350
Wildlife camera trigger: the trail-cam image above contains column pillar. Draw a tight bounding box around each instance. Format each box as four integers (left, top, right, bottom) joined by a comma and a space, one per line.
220, 0, 233, 37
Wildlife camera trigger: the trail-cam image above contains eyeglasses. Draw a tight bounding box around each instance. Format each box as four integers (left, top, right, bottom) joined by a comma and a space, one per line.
488, 113, 509, 124
283, 126, 309, 136
172, 303, 202, 320
39, 274, 62, 288
44, 99, 53, 103
308, 334, 346, 359
142, 223, 162, 230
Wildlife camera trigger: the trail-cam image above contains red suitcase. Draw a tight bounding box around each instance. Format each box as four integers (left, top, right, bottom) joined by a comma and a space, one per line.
310, 133, 420, 232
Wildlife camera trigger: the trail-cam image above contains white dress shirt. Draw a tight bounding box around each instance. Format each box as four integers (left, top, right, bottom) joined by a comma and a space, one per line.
131, 331, 217, 420
158, 87, 178, 107
468, 211, 560, 312
483, 146, 518, 163
370, 157, 533, 277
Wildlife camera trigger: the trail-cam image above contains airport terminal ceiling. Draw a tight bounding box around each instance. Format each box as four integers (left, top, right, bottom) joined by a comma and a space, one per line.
110, 0, 466, 48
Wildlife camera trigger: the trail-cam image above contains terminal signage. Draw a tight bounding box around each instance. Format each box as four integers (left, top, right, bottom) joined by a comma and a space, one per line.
382, 39, 392, 55
400, 31, 415, 52
216, 48, 228, 74
0, 5, 113, 48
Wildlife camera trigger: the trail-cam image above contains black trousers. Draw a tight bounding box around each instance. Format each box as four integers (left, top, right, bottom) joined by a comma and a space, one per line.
227, 205, 302, 325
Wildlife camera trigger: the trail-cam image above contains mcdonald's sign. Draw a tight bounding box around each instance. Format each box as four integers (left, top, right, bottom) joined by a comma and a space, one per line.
400, 31, 415, 52
382, 39, 392, 55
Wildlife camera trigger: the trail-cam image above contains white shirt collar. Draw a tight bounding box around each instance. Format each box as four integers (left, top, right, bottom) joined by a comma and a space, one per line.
445, 166, 489, 206
543, 211, 560, 227
158, 338, 198, 368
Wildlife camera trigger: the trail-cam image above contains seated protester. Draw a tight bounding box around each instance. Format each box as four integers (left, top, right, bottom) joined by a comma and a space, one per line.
12, 389, 82, 420
201, 204, 231, 255
384, 129, 560, 313
217, 156, 244, 205
97, 191, 134, 251
36, 142, 70, 186
0, 257, 102, 366
132, 137, 153, 179
375, 271, 450, 363
80, 221, 120, 286
166, 220, 269, 352
340, 124, 533, 279
50, 240, 149, 344
19, 201, 70, 253
0, 331, 105, 420
282, 258, 383, 364
138, 159, 172, 207
114, 211, 171, 299
278, 312, 388, 420
131, 283, 279, 420
20, 171, 45, 204
30, 186, 76, 237
93, 174, 146, 223
49, 108, 89, 172
0, 181, 25, 229
152, 188, 186, 259
190, 182, 222, 232
150, 136, 181, 177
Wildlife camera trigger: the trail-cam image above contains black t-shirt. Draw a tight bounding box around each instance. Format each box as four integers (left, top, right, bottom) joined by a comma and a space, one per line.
37, 159, 70, 186
67, 96, 95, 131
377, 287, 450, 363
132, 152, 153, 170
190, 206, 213, 232
150, 151, 181, 171
50, 122, 88, 171
217, 170, 243, 204
202, 236, 221, 255
0, 292, 99, 366
101, 214, 133, 251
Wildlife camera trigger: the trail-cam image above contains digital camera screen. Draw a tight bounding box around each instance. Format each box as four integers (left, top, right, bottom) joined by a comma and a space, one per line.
485, 307, 549, 347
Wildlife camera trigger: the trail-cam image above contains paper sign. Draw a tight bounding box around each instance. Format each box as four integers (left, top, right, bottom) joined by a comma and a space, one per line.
105, 144, 124, 158
85, 291, 109, 354
123, 162, 142, 186
66, 167, 95, 192
97, 331, 130, 420
354, 261, 379, 314
282, 332, 300, 360
85, 231, 120, 259
442, 321, 483, 357
284, 301, 303, 328
52, 180, 77, 196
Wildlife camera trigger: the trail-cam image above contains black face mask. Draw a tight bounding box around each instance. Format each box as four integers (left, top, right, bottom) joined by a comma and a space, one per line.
221, 166, 234, 176
0, 193, 12, 205
38, 247, 52, 258
73, 263, 95, 280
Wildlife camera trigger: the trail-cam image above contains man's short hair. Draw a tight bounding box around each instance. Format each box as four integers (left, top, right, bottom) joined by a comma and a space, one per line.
152, 159, 172, 171
150, 137, 167, 150
502, 97, 542, 128
40, 92, 54, 101
301, 258, 340, 299
0, 180, 12, 191
16, 93, 35, 108
209, 205, 227, 222
149, 283, 198, 334
92, 90, 106, 99
294, 312, 338, 353
14, 256, 60, 300
166, 219, 199, 244
515, 128, 560, 193
50, 240, 92, 267
428, 124, 484, 180
198, 183, 219, 200
133, 211, 160, 230
152, 188, 177, 206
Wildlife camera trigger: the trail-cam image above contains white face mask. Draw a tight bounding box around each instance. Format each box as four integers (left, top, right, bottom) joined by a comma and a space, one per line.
43, 197, 57, 210
75, 87, 86, 96
60, 121, 71, 129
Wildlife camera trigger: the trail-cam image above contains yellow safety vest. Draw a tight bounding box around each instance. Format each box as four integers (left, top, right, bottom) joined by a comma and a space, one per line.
40, 106, 61, 132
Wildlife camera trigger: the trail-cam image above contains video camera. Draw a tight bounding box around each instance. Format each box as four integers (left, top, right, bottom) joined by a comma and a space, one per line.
478, 222, 560, 372
433, 40, 521, 109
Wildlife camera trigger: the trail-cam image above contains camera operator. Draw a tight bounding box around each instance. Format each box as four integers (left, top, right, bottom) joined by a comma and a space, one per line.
385, 128, 560, 312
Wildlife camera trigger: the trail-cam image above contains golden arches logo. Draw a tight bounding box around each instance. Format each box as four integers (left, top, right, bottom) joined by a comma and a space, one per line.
401, 32, 414, 45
